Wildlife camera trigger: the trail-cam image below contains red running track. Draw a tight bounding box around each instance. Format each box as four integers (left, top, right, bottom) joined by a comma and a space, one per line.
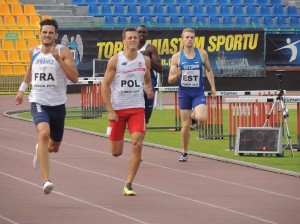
1, 95, 300, 224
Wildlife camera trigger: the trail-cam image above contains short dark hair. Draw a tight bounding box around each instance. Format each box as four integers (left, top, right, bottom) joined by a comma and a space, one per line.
122, 27, 137, 39
40, 19, 58, 33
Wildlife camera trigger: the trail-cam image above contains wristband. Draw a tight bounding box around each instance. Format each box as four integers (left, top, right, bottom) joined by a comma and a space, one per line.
19, 82, 28, 92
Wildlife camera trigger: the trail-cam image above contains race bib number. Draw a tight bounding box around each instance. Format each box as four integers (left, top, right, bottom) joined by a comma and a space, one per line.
120, 76, 142, 94
181, 70, 200, 87
32, 64, 57, 89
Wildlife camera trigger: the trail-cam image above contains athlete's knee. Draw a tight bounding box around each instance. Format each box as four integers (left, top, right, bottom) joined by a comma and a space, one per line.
195, 114, 207, 123
38, 129, 50, 142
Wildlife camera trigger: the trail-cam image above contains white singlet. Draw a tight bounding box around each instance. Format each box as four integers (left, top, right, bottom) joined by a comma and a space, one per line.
138, 43, 148, 52
110, 51, 146, 110
28, 44, 68, 106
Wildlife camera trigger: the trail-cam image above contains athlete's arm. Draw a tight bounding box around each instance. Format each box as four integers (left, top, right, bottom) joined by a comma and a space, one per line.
101, 55, 118, 121
200, 49, 216, 96
148, 45, 163, 73
15, 47, 34, 105
143, 56, 154, 99
168, 52, 181, 85
51, 46, 79, 84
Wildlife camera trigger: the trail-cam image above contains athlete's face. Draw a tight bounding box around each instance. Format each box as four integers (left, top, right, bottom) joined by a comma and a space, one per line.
40, 25, 57, 47
137, 27, 148, 43
182, 32, 195, 48
123, 31, 139, 49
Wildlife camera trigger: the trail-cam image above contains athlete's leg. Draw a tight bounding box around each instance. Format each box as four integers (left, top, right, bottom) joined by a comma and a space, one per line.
180, 109, 192, 152
126, 108, 145, 184
36, 122, 51, 183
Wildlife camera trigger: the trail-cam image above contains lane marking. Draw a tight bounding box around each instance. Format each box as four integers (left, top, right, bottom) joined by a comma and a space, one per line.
0, 172, 149, 224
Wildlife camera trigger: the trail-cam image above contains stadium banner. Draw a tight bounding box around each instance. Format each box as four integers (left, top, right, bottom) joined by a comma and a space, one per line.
57, 29, 265, 78
265, 33, 300, 66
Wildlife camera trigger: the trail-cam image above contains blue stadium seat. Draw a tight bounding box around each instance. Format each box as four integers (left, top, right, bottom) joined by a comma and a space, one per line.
196, 16, 207, 27
111, 0, 123, 4
249, 16, 260, 27
287, 6, 298, 17
149, 0, 162, 5
219, 5, 231, 16
222, 16, 233, 26
273, 5, 285, 16
182, 16, 193, 25
117, 15, 128, 25
114, 5, 125, 16
72, 0, 85, 5
140, 5, 152, 15
88, 5, 100, 16
262, 16, 274, 28
246, 5, 258, 16
233, 5, 244, 16
166, 5, 178, 16
137, 0, 149, 4
290, 16, 300, 28
85, 0, 97, 5
230, 0, 242, 5
276, 16, 287, 27
179, 5, 190, 16
152, 4, 165, 16
244, 0, 255, 5
130, 15, 141, 25
155, 15, 167, 27
169, 15, 180, 26
192, 5, 205, 16
256, 0, 269, 5
190, 0, 201, 5
217, 0, 228, 5
270, 0, 283, 6
124, 0, 136, 5
143, 15, 154, 24
100, 4, 112, 16
127, 5, 138, 16
203, 0, 216, 5
260, 5, 272, 16
206, 5, 218, 16
104, 16, 115, 27
236, 16, 247, 26
163, 0, 174, 5
176, 0, 189, 5
209, 16, 220, 26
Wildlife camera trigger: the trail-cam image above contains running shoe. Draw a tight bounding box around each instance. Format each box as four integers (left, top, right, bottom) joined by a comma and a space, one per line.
33, 144, 39, 170
43, 180, 54, 194
123, 184, 136, 196
179, 152, 188, 162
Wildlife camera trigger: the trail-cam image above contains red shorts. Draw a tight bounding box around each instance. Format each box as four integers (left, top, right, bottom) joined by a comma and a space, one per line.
109, 108, 145, 141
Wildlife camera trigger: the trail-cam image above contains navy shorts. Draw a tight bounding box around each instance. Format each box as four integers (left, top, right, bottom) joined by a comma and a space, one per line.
31, 102, 66, 142
178, 90, 206, 110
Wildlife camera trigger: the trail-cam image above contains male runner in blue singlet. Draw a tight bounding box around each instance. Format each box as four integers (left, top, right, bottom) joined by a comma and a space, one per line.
168, 28, 216, 162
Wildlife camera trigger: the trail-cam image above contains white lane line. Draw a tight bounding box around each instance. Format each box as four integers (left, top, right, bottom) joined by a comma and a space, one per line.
0, 171, 149, 224
1, 146, 280, 224
0, 214, 20, 224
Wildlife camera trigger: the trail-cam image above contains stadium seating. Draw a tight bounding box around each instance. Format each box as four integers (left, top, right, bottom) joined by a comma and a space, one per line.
169, 16, 180, 27
259, 5, 272, 17
88, 5, 100, 17
217, 0, 229, 5
233, 5, 244, 16
196, 16, 206, 27
117, 15, 128, 26
209, 16, 220, 27
273, 5, 285, 16
152, 4, 165, 16
7, 50, 20, 63
290, 16, 300, 28
206, 5, 218, 16
114, 5, 125, 16
104, 15, 115, 26
256, 0, 269, 5
20, 50, 30, 63
192, 5, 205, 16
222, 16, 233, 26
246, 5, 258, 16
150, 0, 162, 5
11, 3, 24, 16
140, 5, 152, 15
230, 0, 242, 5
176, 0, 189, 5
262, 16, 274, 28
163, 0, 174, 5
166, 5, 178, 16
220, 5, 232, 16
100, 4, 113, 16
179, 5, 190, 16
0, 3, 11, 15
276, 16, 287, 27
23, 4, 37, 15
155, 15, 167, 27
236, 16, 247, 26
182, 16, 194, 26
15, 39, 27, 50
130, 15, 141, 25
203, 0, 216, 5
249, 16, 260, 27
143, 15, 154, 24
270, 0, 283, 6
137, 0, 149, 4
127, 5, 138, 16
286, 6, 298, 17
244, 0, 255, 5
111, 0, 123, 4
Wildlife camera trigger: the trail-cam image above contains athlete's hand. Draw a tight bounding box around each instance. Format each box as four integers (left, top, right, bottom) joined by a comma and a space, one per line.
15, 92, 24, 105
50, 47, 59, 60
108, 110, 118, 122
146, 89, 154, 99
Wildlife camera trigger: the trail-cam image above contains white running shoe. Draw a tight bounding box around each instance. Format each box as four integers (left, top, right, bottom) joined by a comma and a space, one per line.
43, 180, 54, 194
33, 144, 39, 170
